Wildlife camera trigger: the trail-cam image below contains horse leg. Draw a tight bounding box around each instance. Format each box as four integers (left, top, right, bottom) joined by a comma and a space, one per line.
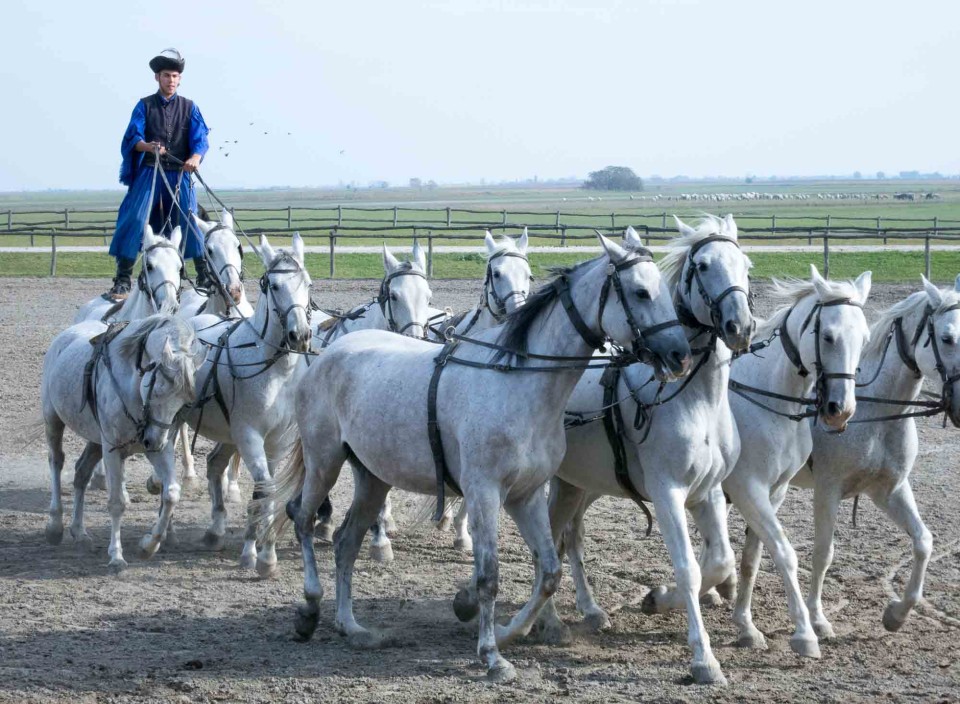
138, 444, 180, 559
687, 487, 738, 605
201, 442, 234, 551
806, 481, 842, 639
226, 451, 243, 504
233, 435, 273, 574
647, 484, 726, 685
381, 492, 398, 536
89, 461, 108, 491
367, 492, 394, 563
870, 481, 932, 633
727, 480, 820, 658
177, 423, 199, 490
68, 442, 102, 553
452, 501, 472, 552
566, 493, 609, 631
534, 477, 590, 643
493, 487, 562, 650
102, 451, 129, 573
464, 484, 515, 682
334, 463, 392, 648
44, 415, 66, 545
315, 496, 335, 543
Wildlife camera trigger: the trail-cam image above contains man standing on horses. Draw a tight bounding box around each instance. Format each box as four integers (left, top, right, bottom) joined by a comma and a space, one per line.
107, 48, 212, 299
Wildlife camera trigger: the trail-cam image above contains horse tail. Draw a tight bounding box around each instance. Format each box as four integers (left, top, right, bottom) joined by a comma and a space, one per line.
228, 451, 242, 482
258, 437, 306, 543
411, 494, 462, 528
14, 414, 46, 451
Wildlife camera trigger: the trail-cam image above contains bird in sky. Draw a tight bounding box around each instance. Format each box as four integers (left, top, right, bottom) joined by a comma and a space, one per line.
339, 149, 345, 155
224, 153, 230, 157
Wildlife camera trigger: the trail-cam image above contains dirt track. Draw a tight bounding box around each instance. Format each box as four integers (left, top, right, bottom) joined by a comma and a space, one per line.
1, 277, 958, 703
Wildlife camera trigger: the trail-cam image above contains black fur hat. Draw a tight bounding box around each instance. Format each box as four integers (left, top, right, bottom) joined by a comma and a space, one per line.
149, 48, 185, 73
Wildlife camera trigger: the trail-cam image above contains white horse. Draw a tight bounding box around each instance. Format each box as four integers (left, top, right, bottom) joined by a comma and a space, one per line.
534, 215, 754, 685
792, 276, 960, 639
342, 230, 533, 560
184, 233, 313, 574
40, 315, 200, 571
268, 235, 692, 681
178, 210, 253, 319
74, 224, 184, 324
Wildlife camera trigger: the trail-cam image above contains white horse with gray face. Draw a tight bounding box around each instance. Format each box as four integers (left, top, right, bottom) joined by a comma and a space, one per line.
793, 276, 960, 639
184, 234, 313, 574
268, 236, 692, 681
178, 210, 253, 319
74, 224, 184, 324
534, 215, 753, 685
40, 315, 200, 572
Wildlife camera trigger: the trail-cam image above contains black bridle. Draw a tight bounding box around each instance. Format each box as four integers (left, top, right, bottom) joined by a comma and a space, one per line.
204, 223, 246, 302
675, 235, 752, 336
378, 267, 430, 336
138, 240, 185, 305
484, 250, 531, 321
258, 255, 312, 346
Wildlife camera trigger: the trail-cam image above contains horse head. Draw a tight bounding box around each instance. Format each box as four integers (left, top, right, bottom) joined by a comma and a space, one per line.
139, 224, 184, 314
193, 209, 245, 304
258, 233, 313, 353
380, 243, 433, 338
483, 228, 532, 318
916, 275, 960, 427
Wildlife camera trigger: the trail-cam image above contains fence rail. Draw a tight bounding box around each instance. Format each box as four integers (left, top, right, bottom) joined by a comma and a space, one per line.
4, 206, 960, 278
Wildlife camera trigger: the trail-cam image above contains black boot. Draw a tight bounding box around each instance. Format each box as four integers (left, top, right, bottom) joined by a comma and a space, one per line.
107, 257, 136, 300
193, 257, 213, 292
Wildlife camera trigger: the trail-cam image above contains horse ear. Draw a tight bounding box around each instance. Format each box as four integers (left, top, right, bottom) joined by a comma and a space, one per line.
810, 264, 831, 299
382, 243, 399, 273
853, 270, 872, 304
259, 234, 275, 265
922, 275, 943, 309
723, 213, 738, 239
597, 232, 628, 263
623, 225, 643, 249
169, 226, 183, 250
517, 227, 529, 254
673, 215, 696, 238
192, 213, 214, 235
291, 232, 305, 265
484, 231, 497, 255
412, 240, 427, 271
222, 209, 234, 230
161, 337, 175, 366
143, 222, 156, 245
954, 273, 960, 293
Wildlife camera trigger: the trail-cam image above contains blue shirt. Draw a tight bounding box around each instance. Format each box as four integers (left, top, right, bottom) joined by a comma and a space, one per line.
119, 92, 210, 185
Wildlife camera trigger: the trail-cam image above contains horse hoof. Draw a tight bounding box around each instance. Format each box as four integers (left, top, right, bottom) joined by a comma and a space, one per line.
107, 558, 128, 575
700, 590, 723, 608
314, 523, 334, 544
453, 537, 473, 552
383, 517, 398, 538
736, 628, 767, 650
346, 629, 386, 650
255, 558, 278, 580
369, 542, 394, 563
294, 603, 319, 642
181, 474, 200, 492
226, 484, 243, 504
883, 601, 907, 632
239, 552, 256, 570
138, 535, 161, 559
790, 635, 821, 659
583, 609, 612, 633
537, 619, 572, 646
145, 475, 162, 495
486, 658, 517, 683
715, 579, 738, 603
691, 659, 727, 686
201, 531, 225, 551
45, 523, 64, 546
162, 529, 179, 549
437, 515, 453, 532
73, 533, 95, 554
453, 588, 480, 622
89, 473, 107, 491
813, 619, 837, 640
641, 586, 668, 615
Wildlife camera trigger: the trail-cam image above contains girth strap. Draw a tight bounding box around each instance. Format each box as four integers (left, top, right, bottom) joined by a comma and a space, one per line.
599, 366, 654, 536
428, 340, 463, 521
82, 321, 131, 423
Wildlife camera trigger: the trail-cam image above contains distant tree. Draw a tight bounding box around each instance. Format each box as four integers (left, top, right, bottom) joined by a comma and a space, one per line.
583, 166, 643, 191
409, 177, 422, 189
853, 171, 862, 179
876, 171, 886, 180
745, 175, 754, 184
426, 180, 438, 190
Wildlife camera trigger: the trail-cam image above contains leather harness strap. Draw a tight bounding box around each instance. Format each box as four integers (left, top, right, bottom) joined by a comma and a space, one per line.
428, 340, 464, 521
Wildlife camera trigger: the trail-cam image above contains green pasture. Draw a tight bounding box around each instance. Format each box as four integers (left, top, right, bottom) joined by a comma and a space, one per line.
1, 250, 957, 284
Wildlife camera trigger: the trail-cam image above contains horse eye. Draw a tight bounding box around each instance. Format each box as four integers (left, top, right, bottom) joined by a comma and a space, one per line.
493, 271, 501, 279
636, 289, 650, 300
207, 247, 213, 254
271, 283, 279, 291
697, 261, 708, 272
390, 293, 398, 301
146, 263, 154, 272
823, 334, 835, 344
941, 334, 956, 346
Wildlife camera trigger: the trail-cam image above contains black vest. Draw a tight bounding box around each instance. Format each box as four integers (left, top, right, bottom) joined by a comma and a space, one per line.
141, 93, 194, 168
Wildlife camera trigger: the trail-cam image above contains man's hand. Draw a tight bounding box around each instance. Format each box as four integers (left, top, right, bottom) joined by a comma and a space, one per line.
183, 154, 202, 173
137, 140, 166, 156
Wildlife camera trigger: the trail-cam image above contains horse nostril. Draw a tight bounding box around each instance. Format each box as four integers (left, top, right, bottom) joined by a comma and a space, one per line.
827, 401, 841, 417
669, 349, 689, 371
725, 320, 741, 337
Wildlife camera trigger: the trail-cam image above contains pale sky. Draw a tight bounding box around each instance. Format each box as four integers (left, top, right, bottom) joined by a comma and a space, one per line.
2, 0, 957, 191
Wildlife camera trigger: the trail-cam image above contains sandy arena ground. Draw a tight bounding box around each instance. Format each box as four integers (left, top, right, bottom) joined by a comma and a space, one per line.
0, 277, 958, 703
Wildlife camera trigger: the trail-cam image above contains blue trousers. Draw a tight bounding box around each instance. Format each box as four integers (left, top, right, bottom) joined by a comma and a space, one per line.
110, 165, 204, 261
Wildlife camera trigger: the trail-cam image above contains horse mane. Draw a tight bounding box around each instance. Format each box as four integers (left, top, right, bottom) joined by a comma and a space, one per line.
115, 315, 199, 395
863, 287, 960, 356
394, 259, 425, 275
496, 255, 605, 356
659, 215, 726, 290
486, 236, 521, 261
754, 276, 865, 340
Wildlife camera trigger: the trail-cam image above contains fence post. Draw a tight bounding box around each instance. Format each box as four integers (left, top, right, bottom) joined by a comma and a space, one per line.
823, 230, 830, 278
287, 206, 292, 231
879, 216, 885, 245
6, 209, 11, 232
771, 214, 776, 240
927, 217, 937, 279
661, 212, 666, 233
610, 212, 616, 232
446, 207, 451, 228
328, 230, 336, 278
50, 233, 57, 276
337, 205, 343, 227
393, 206, 399, 228
826, 214, 831, 242
501, 209, 507, 228
555, 210, 561, 240
560, 226, 567, 247
427, 233, 434, 278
